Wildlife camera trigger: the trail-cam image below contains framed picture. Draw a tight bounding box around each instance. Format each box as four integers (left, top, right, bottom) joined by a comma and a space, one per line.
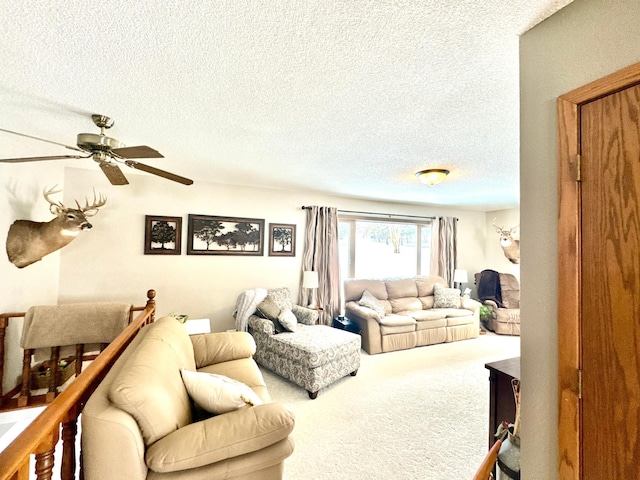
187, 214, 264, 256
269, 223, 296, 256
144, 216, 182, 255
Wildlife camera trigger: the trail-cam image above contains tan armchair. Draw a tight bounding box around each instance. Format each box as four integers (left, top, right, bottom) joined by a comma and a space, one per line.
82, 316, 294, 479
475, 270, 521, 336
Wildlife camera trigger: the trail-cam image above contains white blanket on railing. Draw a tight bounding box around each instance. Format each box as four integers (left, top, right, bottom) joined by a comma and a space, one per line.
234, 288, 267, 332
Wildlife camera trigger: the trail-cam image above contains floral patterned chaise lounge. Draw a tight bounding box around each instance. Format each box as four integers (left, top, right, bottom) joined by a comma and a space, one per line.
236, 288, 361, 399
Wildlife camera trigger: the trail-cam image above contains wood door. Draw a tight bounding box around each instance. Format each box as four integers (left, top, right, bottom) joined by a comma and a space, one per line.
580, 84, 640, 478
558, 63, 640, 479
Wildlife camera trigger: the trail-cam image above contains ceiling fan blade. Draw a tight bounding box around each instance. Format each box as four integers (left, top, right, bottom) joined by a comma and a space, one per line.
99, 162, 129, 185
111, 145, 164, 159
0, 127, 85, 153
125, 160, 193, 185
0, 154, 89, 163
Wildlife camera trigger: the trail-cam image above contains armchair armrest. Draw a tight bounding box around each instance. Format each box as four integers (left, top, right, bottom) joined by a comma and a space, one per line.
145, 403, 295, 473
483, 300, 499, 314
191, 331, 256, 368
248, 315, 276, 335
292, 305, 319, 325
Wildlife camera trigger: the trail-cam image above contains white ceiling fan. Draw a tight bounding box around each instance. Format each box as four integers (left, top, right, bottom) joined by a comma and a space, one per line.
0, 114, 193, 186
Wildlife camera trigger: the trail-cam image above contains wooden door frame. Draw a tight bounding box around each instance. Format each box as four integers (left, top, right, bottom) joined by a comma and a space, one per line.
557, 61, 640, 480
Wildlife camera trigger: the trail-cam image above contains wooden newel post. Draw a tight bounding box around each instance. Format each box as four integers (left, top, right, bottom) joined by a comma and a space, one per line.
146, 289, 156, 324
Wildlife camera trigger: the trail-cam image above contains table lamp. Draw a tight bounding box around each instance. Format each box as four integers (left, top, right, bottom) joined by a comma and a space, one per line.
302, 270, 319, 307
453, 269, 468, 291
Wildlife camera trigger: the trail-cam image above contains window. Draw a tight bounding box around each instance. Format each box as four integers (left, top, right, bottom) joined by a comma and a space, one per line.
339, 216, 432, 280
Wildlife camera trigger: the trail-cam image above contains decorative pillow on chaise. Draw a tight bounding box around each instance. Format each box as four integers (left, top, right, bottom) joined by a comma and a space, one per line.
180, 369, 263, 415
255, 295, 286, 333
358, 289, 386, 319
433, 283, 462, 308
277, 309, 297, 332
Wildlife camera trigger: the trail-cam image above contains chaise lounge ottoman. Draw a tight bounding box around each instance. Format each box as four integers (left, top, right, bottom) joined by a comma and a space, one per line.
249, 317, 361, 399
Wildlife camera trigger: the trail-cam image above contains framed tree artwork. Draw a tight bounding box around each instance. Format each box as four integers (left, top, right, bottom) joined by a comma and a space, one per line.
187, 214, 264, 256
269, 223, 296, 257
144, 215, 182, 255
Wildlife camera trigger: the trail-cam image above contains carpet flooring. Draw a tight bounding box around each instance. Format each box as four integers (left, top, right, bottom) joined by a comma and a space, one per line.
259, 332, 520, 479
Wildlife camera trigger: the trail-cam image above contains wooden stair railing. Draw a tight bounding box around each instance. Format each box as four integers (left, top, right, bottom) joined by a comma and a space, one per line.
0, 289, 156, 480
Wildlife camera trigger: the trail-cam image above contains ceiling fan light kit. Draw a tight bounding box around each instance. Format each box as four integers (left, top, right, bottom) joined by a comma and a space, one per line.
415, 168, 450, 186
0, 114, 193, 186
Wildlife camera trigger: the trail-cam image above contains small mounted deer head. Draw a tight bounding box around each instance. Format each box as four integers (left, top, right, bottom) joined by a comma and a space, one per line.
492, 218, 520, 264
6, 185, 107, 268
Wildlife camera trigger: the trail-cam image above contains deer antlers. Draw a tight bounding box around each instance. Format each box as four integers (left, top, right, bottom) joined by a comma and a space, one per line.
492, 218, 519, 234
43, 185, 107, 216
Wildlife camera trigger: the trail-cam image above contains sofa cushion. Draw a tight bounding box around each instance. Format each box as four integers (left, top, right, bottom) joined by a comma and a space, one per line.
181, 369, 263, 415
108, 317, 196, 445
446, 316, 475, 327
378, 314, 416, 327
344, 279, 388, 303
433, 284, 461, 308
385, 278, 418, 299
415, 276, 447, 297
358, 289, 386, 319
406, 310, 447, 321
437, 308, 473, 318
389, 297, 422, 313
145, 403, 295, 473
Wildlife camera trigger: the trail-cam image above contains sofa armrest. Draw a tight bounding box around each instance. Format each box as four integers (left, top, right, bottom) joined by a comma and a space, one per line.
292, 305, 319, 325
345, 302, 382, 321
461, 297, 481, 312
145, 403, 295, 473
191, 332, 256, 368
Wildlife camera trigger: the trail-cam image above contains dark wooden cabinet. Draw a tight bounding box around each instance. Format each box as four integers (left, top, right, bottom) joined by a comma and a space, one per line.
485, 356, 520, 448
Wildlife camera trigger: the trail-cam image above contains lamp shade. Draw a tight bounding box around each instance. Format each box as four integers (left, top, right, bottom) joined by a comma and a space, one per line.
453, 269, 468, 284
302, 271, 319, 289
415, 169, 450, 186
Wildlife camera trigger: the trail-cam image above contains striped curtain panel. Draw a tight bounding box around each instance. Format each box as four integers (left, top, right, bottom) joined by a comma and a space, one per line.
429, 216, 458, 286
299, 206, 340, 325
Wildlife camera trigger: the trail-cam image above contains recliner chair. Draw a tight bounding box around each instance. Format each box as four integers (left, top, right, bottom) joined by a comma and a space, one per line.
475, 270, 521, 336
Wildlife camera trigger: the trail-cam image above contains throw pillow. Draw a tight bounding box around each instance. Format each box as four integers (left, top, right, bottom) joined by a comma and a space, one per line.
358, 289, 386, 319
277, 308, 298, 332
433, 283, 462, 308
256, 295, 280, 321
180, 369, 263, 415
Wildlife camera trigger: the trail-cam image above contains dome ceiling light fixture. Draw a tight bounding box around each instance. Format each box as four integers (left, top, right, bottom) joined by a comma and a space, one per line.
415, 168, 450, 186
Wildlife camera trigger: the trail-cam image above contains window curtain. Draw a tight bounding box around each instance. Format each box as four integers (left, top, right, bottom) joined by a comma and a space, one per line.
299, 206, 340, 325
429, 216, 458, 286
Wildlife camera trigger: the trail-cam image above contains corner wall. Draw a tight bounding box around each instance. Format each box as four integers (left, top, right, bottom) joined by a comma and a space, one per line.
520, 0, 640, 478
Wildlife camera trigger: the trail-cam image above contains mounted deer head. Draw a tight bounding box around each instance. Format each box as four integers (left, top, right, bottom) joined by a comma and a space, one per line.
492, 218, 520, 264
6, 185, 106, 268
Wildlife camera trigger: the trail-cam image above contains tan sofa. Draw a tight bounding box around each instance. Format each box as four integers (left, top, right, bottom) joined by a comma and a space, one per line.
82, 316, 295, 480
344, 276, 480, 355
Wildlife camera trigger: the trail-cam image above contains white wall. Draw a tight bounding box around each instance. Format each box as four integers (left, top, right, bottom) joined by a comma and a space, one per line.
57, 166, 489, 331
520, 0, 640, 478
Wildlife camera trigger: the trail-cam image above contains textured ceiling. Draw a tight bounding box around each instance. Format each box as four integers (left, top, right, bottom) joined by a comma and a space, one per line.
0, 1, 573, 211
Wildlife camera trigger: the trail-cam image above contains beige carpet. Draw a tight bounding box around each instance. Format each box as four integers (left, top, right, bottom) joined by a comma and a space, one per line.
259, 332, 520, 480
